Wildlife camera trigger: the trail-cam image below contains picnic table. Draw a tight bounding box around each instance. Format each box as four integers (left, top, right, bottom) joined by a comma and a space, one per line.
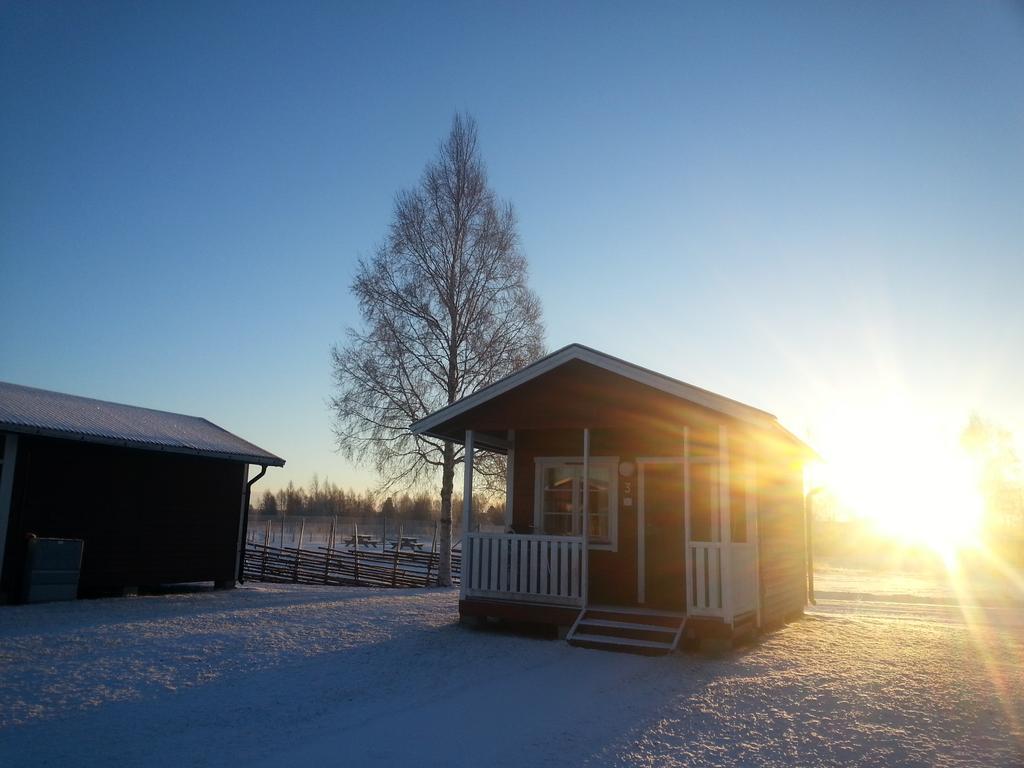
344, 533, 380, 548
388, 536, 426, 552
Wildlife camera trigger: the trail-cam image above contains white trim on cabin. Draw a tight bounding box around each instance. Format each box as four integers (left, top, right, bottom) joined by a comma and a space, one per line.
410, 344, 778, 439
533, 455, 619, 551
683, 427, 691, 614
504, 430, 515, 530
581, 428, 591, 607
750, 459, 762, 629
462, 430, 475, 601
719, 425, 733, 623
745, 460, 761, 626
638, 464, 645, 605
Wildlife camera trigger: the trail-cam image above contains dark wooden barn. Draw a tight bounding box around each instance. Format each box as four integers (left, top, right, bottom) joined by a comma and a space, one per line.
411, 344, 814, 653
0, 381, 284, 602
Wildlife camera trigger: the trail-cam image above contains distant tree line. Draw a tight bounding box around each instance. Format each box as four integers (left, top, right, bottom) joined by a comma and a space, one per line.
812, 413, 1023, 567
252, 474, 506, 527
961, 413, 1024, 564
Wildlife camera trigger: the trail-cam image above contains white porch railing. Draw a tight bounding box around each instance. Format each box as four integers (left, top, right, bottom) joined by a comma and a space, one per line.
688, 542, 724, 616
730, 543, 758, 616
688, 541, 758, 620
464, 532, 584, 606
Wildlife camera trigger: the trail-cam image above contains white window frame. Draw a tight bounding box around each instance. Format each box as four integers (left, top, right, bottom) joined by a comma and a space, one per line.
533, 456, 619, 551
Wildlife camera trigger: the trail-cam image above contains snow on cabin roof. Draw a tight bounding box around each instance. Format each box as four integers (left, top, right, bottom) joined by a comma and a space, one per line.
0, 380, 285, 466
411, 343, 813, 453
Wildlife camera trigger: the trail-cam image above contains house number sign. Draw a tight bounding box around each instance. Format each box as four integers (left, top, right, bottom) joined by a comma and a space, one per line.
619, 461, 635, 507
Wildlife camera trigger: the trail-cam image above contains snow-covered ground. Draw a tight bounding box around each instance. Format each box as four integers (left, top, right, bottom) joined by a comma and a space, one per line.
814, 561, 1024, 606
1, 570, 1022, 767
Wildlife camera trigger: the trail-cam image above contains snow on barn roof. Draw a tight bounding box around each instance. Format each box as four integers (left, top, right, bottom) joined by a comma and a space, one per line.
0, 380, 285, 466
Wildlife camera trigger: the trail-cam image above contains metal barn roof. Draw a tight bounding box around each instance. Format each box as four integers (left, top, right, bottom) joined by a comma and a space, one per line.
0, 381, 285, 466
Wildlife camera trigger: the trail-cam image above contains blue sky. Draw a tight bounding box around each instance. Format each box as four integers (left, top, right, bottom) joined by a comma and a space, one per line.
2, 1, 1022, 494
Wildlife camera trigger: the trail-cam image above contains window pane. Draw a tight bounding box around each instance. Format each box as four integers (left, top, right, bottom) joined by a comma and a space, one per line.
543, 466, 577, 535
537, 460, 615, 543
586, 467, 611, 540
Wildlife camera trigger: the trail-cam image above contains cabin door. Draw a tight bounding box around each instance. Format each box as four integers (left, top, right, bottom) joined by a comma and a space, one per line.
638, 460, 686, 610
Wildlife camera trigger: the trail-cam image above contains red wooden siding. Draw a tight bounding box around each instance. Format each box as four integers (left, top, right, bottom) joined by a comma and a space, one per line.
510, 425, 743, 608
434, 359, 730, 441
753, 430, 808, 626
504, 421, 808, 623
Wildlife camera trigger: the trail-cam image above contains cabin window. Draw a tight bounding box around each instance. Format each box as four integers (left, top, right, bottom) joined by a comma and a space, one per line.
534, 457, 618, 550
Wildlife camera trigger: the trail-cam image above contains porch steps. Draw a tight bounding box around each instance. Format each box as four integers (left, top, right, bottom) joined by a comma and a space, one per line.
577, 618, 675, 632
569, 633, 675, 651
566, 606, 686, 655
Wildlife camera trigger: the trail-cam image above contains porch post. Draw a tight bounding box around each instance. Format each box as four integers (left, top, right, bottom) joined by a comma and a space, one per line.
463, 430, 475, 533
582, 427, 590, 606
504, 430, 515, 530
683, 426, 691, 612
719, 425, 733, 623
749, 458, 762, 629
462, 430, 474, 600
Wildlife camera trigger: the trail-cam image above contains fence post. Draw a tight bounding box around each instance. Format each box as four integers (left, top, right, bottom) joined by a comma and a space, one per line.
425, 520, 438, 587
353, 522, 360, 585
391, 525, 403, 587
324, 516, 336, 584
293, 517, 304, 583
261, 524, 270, 580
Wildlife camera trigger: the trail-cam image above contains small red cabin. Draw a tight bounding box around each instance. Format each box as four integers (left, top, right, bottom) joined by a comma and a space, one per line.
412, 344, 813, 653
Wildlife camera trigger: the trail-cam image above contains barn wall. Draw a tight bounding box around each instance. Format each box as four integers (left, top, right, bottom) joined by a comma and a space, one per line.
1, 435, 246, 598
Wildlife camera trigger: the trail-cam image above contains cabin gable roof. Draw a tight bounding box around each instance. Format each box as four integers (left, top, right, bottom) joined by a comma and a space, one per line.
410, 344, 812, 455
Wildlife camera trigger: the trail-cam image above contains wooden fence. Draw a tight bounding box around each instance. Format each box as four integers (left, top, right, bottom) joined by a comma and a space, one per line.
242, 538, 461, 588
247, 516, 503, 550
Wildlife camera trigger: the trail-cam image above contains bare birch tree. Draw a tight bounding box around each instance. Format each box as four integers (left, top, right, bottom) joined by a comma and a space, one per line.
330, 113, 545, 586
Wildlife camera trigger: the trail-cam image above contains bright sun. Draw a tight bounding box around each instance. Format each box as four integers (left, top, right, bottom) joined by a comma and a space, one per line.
808, 400, 986, 559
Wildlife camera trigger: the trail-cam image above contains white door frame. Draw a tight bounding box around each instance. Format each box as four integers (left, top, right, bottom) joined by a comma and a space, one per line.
636, 457, 686, 605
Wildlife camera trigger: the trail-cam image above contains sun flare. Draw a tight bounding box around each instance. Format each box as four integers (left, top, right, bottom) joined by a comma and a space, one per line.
808, 400, 986, 559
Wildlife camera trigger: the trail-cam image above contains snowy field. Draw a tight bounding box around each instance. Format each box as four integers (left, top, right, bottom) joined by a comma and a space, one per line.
814, 561, 1024, 606
1, 571, 1022, 767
